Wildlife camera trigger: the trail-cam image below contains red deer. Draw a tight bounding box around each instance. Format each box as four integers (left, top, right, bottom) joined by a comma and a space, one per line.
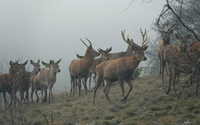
8, 60, 28, 108
18, 59, 41, 102
165, 43, 200, 95
93, 29, 148, 104
161, 34, 191, 84
30, 60, 53, 103
69, 38, 100, 97
0, 61, 23, 109
156, 18, 177, 84
34, 59, 61, 103
76, 47, 112, 89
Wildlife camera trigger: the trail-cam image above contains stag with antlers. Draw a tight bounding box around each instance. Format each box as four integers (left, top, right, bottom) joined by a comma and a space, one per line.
76, 47, 112, 89
156, 17, 178, 84
69, 38, 100, 97
93, 29, 148, 104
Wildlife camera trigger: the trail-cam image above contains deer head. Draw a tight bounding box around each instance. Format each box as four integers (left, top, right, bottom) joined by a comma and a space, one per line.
42, 60, 54, 68
9, 60, 21, 75
30, 59, 41, 72
156, 18, 178, 45
175, 34, 191, 52
80, 38, 100, 58
17, 60, 28, 75
98, 47, 112, 60
121, 29, 148, 61
50, 59, 61, 73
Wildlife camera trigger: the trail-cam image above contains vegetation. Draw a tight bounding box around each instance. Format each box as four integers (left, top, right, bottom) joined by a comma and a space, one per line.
1, 74, 200, 125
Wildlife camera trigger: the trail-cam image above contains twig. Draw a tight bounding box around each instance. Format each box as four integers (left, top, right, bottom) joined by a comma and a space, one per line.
38, 108, 49, 125
166, 0, 200, 41
171, 58, 200, 113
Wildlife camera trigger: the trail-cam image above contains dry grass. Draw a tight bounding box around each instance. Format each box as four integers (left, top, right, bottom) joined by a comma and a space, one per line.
1, 74, 200, 125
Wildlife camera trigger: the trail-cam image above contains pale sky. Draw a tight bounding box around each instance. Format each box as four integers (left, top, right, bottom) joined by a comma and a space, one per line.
0, 0, 166, 92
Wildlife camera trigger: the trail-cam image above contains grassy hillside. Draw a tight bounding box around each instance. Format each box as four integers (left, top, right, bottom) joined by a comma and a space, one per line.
1, 74, 200, 125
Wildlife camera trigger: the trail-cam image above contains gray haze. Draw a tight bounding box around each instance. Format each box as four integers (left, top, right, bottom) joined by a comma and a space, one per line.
0, 0, 165, 92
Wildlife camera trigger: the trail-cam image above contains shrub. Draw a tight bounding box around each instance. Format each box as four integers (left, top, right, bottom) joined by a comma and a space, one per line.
133, 67, 142, 78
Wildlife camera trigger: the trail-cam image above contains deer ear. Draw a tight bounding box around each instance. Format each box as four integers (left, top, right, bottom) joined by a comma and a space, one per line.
56, 59, 61, 64
142, 45, 148, 51
186, 34, 191, 39
109, 47, 112, 52
30, 60, 34, 65
42, 61, 47, 66
10, 61, 14, 66
175, 34, 180, 39
170, 29, 173, 34
23, 60, 28, 66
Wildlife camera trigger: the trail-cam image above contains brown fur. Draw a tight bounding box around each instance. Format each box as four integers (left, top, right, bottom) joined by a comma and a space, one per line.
69, 39, 100, 97
93, 29, 148, 104
30, 60, 53, 103
18, 60, 41, 102
37, 59, 61, 103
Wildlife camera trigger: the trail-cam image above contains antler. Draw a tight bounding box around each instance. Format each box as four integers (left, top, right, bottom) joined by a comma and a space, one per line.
156, 18, 166, 32
80, 39, 89, 48
121, 30, 131, 44
168, 18, 178, 31
140, 28, 148, 47
85, 38, 92, 46
121, 30, 141, 51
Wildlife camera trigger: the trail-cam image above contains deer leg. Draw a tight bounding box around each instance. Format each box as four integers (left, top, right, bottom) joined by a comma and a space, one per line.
3, 91, 6, 109
196, 77, 199, 95
72, 78, 76, 97
82, 77, 88, 95
104, 80, 112, 104
25, 89, 29, 102
78, 77, 81, 97
31, 87, 35, 103
35, 90, 39, 103
41, 89, 44, 103
70, 78, 73, 93
89, 73, 92, 90
124, 79, 133, 101
118, 79, 125, 103
172, 75, 178, 95
93, 75, 103, 105
161, 60, 166, 84
159, 58, 161, 75
44, 87, 48, 102
93, 73, 97, 86
20, 91, 24, 102
166, 67, 172, 95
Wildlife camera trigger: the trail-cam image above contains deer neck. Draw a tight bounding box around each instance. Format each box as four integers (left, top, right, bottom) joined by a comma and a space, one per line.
82, 50, 95, 68
30, 68, 39, 77
126, 53, 141, 71
49, 68, 57, 80
124, 45, 133, 57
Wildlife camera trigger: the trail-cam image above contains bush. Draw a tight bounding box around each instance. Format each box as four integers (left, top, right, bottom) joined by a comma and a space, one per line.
133, 67, 142, 78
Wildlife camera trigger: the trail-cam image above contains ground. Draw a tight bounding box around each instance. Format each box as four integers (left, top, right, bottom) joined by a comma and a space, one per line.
1, 74, 200, 125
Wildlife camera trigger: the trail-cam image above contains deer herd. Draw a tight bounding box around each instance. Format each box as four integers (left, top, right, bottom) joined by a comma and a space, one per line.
0, 19, 200, 109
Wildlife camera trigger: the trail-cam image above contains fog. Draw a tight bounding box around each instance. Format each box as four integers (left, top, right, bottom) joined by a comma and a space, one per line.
0, 0, 165, 92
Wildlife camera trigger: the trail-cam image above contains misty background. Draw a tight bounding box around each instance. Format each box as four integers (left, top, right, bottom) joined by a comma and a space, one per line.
0, 0, 165, 92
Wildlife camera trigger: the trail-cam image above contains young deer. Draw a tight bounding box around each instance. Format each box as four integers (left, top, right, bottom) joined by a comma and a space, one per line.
30, 60, 53, 103
93, 29, 148, 104
0, 61, 23, 109
166, 43, 200, 95
19, 59, 41, 102
162, 34, 191, 84
156, 19, 177, 84
9, 60, 28, 108
37, 59, 61, 103
69, 38, 100, 97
